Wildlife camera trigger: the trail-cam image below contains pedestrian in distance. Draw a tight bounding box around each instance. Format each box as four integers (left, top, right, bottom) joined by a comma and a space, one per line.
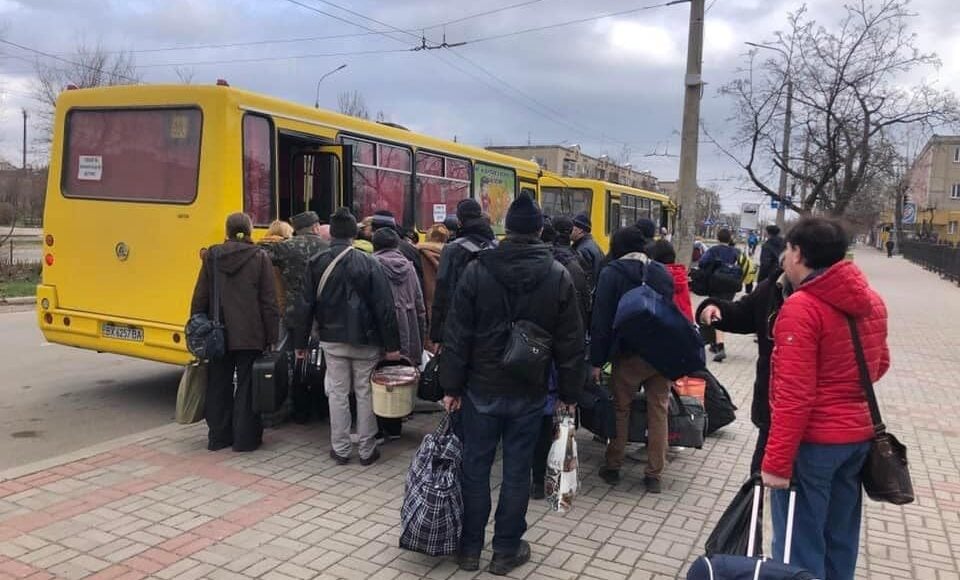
190, 212, 279, 452
372, 227, 426, 441
697, 228, 743, 362
758, 224, 786, 283
646, 239, 694, 322
440, 194, 584, 576
697, 261, 790, 474
885, 238, 895, 258
571, 212, 604, 288
591, 220, 675, 493
748, 230, 759, 257
429, 198, 497, 348
762, 217, 889, 579
295, 208, 402, 467
263, 211, 330, 423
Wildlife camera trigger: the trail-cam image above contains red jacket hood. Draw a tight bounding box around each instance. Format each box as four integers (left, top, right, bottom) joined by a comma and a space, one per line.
664, 263, 688, 285
795, 261, 871, 318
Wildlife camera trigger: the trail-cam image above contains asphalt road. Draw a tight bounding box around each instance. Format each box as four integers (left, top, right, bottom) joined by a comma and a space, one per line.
0, 306, 181, 471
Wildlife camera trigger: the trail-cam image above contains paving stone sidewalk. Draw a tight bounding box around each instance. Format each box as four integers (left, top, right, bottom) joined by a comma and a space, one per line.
1, 249, 958, 580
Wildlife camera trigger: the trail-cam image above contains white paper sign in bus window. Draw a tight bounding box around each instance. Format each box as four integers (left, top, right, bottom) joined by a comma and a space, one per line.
433, 204, 447, 223
77, 155, 103, 181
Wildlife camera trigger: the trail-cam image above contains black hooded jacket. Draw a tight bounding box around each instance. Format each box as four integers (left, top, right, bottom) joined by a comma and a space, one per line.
758, 235, 786, 282
429, 219, 497, 343
440, 237, 585, 404
294, 239, 401, 352
190, 240, 279, 352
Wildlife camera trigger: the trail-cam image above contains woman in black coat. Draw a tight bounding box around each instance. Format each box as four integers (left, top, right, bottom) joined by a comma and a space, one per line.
696, 267, 790, 474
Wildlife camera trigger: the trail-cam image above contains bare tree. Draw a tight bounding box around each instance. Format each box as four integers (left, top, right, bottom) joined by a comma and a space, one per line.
33, 41, 141, 143
174, 66, 195, 85
720, 1, 960, 217
337, 90, 369, 120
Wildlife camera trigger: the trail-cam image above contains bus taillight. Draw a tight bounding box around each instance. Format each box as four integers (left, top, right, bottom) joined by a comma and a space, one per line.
44, 254, 54, 266
45, 234, 54, 246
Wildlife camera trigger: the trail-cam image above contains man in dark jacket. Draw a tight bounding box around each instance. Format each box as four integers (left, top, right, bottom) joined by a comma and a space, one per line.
429, 198, 497, 346
696, 266, 789, 473
697, 228, 743, 362
571, 212, 604, 286
263, 210, 329, 423
191, 213, 279, 452
590, 222, 674, 492
295, 208, 401, 467
542, 216, 590, 324
758, 224, 786, 282
441, 195, 584, 576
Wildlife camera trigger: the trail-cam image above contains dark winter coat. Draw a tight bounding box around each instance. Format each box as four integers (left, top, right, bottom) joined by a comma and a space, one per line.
429, 220, 497, 343
550, 243, 591, 325
375, 248, 426, 361
263, 233, 329, 328
573, 233, 604, 286
696, 268, 786, 429
758, 235, 786, 283
440, 237, 585, 404
590, 253, 674, 367
190, 240, 280, 352
763, 261, 889, 479
293, 239, 401, 352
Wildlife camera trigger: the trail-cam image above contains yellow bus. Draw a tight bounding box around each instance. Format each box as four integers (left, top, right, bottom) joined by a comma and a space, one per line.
538, 173, 675, 255
38, 83, 541, 365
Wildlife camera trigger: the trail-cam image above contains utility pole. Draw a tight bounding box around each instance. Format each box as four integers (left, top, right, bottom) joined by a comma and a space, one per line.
22, 109, 28, 170
674, 0, 705, 266
775, 79, 792, 227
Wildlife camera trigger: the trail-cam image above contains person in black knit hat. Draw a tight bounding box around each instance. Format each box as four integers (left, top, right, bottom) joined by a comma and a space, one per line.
440, 194, 584, 575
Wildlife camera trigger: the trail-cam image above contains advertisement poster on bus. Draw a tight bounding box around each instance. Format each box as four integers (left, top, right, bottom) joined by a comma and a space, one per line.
474, 163, 515, 234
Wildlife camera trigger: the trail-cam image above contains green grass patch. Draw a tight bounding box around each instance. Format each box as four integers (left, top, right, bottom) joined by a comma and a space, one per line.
0, 261, 40, 299
0, 279, 37, 297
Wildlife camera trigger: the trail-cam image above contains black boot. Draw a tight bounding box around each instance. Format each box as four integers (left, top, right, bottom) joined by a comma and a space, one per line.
713, 344, 727, 363
489, 540, 531, 576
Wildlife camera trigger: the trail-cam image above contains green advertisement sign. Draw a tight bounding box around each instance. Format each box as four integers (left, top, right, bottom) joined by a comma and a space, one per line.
474, 163, 516, 235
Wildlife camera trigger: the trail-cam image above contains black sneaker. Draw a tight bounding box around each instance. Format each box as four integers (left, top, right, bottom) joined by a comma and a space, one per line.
644, 476, 662, 494
708, 343, 718, 354
530, 482, 545, 500
329, 450, 350, 465
457, 551, 480, 572
360, 448, 381, 466
713, 346, 727, 363
489, 540, 531, 576
598, 466, 621, 485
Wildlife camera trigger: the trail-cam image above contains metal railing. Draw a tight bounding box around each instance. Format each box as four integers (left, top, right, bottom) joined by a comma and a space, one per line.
900, 241, 960, 284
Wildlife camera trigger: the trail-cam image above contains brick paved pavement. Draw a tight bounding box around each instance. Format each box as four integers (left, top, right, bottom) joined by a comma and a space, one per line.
0, 248, 957, 580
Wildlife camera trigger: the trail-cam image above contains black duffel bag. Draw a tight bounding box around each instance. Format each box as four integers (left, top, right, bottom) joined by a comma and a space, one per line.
629, 387, 707, 449
418, 352, 443, 403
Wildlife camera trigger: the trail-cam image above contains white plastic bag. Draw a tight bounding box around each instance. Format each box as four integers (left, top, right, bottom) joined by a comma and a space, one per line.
545, 414, 578, 514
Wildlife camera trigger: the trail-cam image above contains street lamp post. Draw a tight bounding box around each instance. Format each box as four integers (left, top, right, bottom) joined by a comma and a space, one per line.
315, 64, 347, 108
746, 42, 792, 228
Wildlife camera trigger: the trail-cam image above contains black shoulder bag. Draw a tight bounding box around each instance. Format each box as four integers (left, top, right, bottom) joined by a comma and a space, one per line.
185, 250, 226, 361
497, 266, 558, 386
847, 317, 914, 505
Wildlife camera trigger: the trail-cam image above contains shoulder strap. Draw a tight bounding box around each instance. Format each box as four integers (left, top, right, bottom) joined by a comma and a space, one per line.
210, 249, 222, 324
316, 246, 354, 302
846, 316, 884, 432
455, 237, 484, 254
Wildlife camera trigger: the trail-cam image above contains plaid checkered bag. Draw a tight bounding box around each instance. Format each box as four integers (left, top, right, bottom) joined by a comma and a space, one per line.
399, 413, 464, 556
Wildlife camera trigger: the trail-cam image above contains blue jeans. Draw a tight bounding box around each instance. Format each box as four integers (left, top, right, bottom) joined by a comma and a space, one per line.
772, 441, 871, 580
460, 391, 545, 556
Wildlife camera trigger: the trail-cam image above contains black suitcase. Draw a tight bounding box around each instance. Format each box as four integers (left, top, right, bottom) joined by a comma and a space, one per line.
629, 388, 707, 449
252, 350, 289, 414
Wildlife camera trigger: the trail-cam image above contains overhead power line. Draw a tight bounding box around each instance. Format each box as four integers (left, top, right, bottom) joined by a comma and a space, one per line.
422, 0, 547, 30
0, 38, 139, 83
127, 31, 383, 54
282, 0, 418, 48
136, 47, 409, 68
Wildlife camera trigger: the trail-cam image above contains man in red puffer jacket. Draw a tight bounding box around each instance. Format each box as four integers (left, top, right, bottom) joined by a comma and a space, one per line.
761, 217, 889, 580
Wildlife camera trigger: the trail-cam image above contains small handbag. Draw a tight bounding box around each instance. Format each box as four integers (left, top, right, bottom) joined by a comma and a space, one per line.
847, 317, 915, 505
492, 268, 557, 386
185, 249, 225, 361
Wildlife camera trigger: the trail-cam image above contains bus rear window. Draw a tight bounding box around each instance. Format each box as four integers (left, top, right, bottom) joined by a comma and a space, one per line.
540, 187, 592, 219
63, 108, 201, 203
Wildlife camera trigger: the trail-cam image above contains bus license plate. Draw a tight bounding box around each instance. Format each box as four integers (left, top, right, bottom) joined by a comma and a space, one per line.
102, 323, 144, 342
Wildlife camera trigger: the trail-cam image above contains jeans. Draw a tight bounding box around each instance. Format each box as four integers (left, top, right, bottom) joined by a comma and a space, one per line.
460, 391, 545, 556
320, 342, 381, 460
206, 350, 262, 452
531, 416, 554, 486
771, 441, 871, 580
605, 355, 671, 478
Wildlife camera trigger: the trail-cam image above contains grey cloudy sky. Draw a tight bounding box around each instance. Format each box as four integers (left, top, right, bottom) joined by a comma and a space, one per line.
0, 0, 956, 213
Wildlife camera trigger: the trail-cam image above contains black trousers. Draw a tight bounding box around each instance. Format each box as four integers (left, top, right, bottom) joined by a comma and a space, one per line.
750, 425, 769, 475
531, 415, 554, 486
206, 350, 262, 452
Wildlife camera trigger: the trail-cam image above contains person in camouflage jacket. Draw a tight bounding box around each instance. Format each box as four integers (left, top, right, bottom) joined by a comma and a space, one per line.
263, 211, 329, 423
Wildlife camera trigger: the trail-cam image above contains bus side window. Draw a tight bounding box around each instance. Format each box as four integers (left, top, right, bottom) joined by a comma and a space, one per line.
242, 114, 275, 226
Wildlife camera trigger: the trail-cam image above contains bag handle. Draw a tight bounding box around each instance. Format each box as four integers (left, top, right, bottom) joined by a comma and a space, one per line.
316, 246, 354, 302
846, 316, 885, 433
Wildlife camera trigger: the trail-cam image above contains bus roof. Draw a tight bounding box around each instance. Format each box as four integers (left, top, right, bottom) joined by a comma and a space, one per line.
539, 172, 674, 207
54, 84, 542, 175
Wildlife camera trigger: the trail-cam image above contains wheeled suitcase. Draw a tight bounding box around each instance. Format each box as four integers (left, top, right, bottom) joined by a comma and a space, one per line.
688, 483, 817, 579
252, 350, 289, 414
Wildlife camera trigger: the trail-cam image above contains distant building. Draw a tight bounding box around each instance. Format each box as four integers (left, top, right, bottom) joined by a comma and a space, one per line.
902, 134, 960, 244
486, 145, 663, 192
